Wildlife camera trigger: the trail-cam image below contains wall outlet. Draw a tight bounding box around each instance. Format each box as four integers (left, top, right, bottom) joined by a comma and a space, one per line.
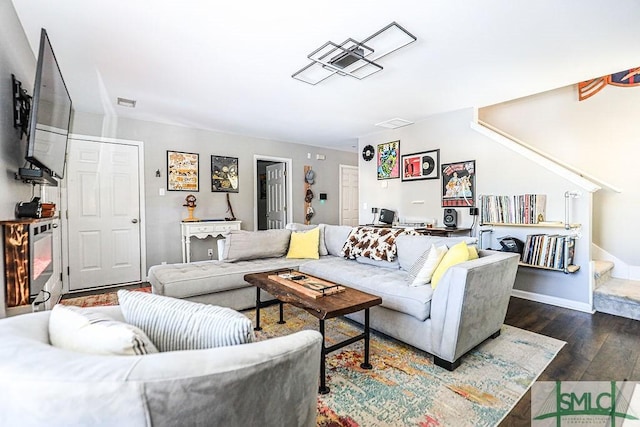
207, 248, 214, 257
469, 207, 479, 216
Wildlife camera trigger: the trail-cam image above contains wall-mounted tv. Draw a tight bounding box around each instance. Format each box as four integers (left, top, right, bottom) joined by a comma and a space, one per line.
25, 28, 72, 180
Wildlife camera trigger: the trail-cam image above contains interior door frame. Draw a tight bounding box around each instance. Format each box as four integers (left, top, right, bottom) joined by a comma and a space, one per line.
339, 164, 359, 226
253, 155, 293, 230
60, 133, 147, 294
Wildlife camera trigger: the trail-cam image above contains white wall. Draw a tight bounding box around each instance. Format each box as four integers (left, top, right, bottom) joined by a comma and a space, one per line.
0, 2, 39, 317
70, 112, 357, 268
359, 108, 592, 310
480, 83, 640, 270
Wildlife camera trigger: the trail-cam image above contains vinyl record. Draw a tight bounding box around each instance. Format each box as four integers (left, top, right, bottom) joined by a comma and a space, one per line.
422, 155, 435, 175
362, 145, 375, 161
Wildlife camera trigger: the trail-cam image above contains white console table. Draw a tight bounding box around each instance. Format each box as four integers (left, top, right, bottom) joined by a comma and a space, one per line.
181, 220, 242, 263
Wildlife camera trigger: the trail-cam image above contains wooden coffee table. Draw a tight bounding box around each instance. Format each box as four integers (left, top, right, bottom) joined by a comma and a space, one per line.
244, 270, 382, 394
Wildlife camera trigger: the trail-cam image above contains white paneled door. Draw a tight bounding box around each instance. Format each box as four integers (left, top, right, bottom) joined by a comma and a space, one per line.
266, 162, 286, 229
340, 165, 359, 226
66, 139, 142, 290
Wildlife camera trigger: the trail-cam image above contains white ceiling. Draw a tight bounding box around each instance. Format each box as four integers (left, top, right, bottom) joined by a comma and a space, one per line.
12, 0, 640, 152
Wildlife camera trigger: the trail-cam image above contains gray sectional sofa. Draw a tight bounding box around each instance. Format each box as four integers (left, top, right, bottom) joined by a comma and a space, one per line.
148, 224, 519, 370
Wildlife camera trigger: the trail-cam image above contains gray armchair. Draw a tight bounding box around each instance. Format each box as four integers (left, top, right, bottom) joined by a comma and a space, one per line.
0, 306, 322, 427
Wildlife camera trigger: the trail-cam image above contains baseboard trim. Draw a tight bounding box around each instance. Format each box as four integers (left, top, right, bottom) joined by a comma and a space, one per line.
511, 289, 594, 313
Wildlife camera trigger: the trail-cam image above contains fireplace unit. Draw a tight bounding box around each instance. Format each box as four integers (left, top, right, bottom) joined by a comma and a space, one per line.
2, 218, 55, 307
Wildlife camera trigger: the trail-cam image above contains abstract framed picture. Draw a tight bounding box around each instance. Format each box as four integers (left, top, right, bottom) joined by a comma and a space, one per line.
211, 155, 239, 193
167, 150, 199, 191
377, 140, 400, 180
441, 160, 476, 207
401, 149, 440, 181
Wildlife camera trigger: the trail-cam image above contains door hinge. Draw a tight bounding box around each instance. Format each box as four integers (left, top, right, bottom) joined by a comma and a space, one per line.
67, 266, 70, 275
66, 210, 69, 219
59, 273, 63, 281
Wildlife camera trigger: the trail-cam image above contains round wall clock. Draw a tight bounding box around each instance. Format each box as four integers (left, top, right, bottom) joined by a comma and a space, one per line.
362, 145, 375, 161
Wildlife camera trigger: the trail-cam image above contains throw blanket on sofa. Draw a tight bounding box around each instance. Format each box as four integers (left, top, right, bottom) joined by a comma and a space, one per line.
341, 227, 416, 261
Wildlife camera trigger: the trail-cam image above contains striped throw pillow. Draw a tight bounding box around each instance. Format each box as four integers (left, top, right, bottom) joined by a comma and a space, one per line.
117, 290, 255, 352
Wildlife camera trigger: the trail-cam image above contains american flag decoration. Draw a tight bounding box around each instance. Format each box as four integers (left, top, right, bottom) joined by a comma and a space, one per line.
578, 67, 640, 100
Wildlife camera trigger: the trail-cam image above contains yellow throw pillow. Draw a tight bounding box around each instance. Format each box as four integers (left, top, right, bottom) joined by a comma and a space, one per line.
468, 245, 479, 260
431, 241, 470, 289
286, 227, 320, 259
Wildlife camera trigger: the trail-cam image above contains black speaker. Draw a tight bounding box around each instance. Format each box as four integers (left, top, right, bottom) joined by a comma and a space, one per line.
443, 209, 457, 228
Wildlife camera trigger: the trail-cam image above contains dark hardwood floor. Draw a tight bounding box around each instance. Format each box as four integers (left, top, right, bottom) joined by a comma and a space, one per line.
59, 282, 149, 300
499, 296, 640, 426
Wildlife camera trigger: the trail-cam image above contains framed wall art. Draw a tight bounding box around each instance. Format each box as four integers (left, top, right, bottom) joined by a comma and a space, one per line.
377, 140, 400, 180
401, 149, 440, 181
441, 160, 476, 207
211, 155, 239, 192
167, 150, 199, 191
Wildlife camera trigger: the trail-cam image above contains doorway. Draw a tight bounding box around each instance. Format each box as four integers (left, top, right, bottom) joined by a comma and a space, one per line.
254, 155, 293, 230
339, 164, 359, 226
62, 135, 146, 292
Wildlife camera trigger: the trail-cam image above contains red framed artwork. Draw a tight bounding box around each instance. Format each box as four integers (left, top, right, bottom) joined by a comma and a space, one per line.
401, 149, 439, 181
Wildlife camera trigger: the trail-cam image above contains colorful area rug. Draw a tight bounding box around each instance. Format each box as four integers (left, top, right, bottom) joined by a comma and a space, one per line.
60, 287, 150, 307
249, 305, 564, 427
62, 290, 564, 426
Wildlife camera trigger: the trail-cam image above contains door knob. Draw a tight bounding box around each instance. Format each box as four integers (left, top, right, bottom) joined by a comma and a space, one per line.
132, 219, 139, 223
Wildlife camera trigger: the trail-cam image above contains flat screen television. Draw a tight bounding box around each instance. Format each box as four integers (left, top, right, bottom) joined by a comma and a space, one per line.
25, 28, 72, 179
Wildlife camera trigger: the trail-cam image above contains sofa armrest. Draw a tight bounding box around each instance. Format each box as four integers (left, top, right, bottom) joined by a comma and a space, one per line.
133, 330, 323, 427
429, 251, 519, 363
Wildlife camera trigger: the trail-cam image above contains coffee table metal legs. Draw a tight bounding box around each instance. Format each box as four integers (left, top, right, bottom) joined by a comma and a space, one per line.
319, 319, 329, 394
361, 308, 373, 369
318, 308, 373, 394
254, 287, 262, 331
277, 302, 286, 324
253, 288, 374, 395
254, 288, 285, 331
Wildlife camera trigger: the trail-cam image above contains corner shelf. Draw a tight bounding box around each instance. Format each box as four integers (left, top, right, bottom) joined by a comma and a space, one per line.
518, 262, 580, 274
481, 222, 581, 229
479, 193, 581, 274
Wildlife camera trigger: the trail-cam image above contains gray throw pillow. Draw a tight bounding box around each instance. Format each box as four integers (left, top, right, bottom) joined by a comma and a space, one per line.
406, 247, 432, 283
221, 229, 291, 262
323, 225, 354, 256
117, 290, 254, 352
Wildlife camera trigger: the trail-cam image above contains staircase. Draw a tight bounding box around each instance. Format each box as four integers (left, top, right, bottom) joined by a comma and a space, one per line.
593, 260, 640, 321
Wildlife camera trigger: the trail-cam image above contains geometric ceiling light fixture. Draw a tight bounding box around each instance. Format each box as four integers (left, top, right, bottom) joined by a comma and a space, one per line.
292, 22, 417, 85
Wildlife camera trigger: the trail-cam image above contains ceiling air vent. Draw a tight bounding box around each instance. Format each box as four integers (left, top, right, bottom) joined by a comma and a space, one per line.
374, 118, 414, 129
117, 97, 137, 108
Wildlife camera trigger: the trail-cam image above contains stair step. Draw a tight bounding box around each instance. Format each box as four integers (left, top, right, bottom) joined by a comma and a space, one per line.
593, 260, 615, 288
594, 278, 640, 321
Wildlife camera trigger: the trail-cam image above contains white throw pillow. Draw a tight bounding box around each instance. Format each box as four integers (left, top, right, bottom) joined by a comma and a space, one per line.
409, 244, 448, 287
117, 290, 255, 352
49, 304, 158, 355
